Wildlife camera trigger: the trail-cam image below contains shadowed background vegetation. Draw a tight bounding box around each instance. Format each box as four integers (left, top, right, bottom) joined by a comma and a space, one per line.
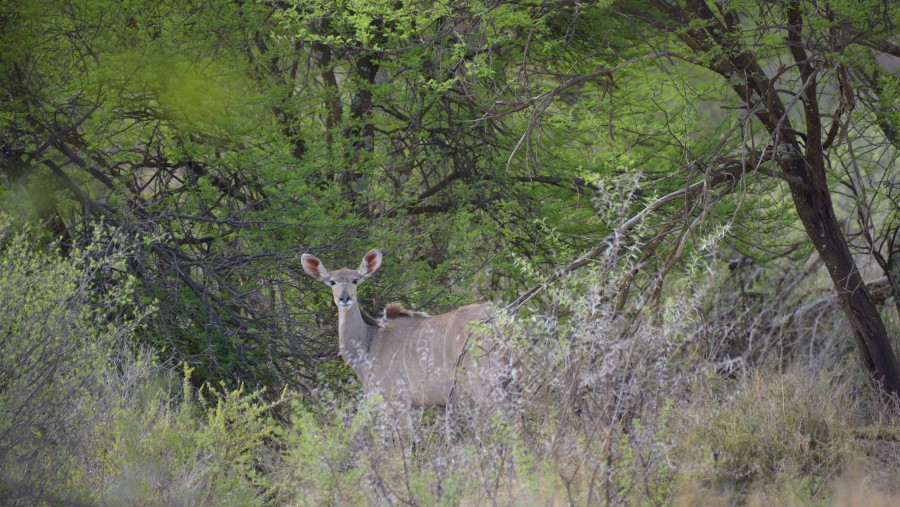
2, 0, 900, 504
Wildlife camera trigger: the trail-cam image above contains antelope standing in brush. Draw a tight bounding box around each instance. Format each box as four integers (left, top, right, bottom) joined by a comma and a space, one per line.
301, 249, 515, 429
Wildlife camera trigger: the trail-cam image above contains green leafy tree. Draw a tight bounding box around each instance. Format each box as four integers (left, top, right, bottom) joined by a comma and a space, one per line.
492, 0, 900, 396
3, 0, 899, 398
0, 0, 601, 390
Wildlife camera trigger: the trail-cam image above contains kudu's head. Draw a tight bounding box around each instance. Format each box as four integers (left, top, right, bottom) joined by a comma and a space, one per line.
301, 249, 382, 311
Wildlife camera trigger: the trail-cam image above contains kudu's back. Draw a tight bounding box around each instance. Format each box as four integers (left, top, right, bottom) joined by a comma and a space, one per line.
301, 249, 515, 412
366, 302, 507, 407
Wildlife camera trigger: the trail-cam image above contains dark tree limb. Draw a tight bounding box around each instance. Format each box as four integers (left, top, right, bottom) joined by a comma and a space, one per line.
655, 0, 900, 397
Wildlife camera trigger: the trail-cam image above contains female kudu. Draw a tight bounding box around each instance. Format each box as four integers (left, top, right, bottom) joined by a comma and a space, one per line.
301, 249, 515, 437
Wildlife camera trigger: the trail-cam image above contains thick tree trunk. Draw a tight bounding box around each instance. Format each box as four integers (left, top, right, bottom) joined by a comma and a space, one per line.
780, 1, 900, 397
347, 53, 379, 156
888, 229, 900, 321
663, 0, 900, 398
312, 40, 341, 147
788, 161, 900, 396
338, 52, 379, 207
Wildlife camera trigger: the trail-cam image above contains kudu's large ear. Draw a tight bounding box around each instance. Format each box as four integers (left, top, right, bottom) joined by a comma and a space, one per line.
357, 249, 382, 278
301, 253, 331, 281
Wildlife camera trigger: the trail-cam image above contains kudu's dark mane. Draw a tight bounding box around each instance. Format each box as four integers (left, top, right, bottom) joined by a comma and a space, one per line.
383, 303, 429, 319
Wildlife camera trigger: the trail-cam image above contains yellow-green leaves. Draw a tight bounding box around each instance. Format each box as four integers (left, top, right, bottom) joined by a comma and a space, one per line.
95, 48, 253, 134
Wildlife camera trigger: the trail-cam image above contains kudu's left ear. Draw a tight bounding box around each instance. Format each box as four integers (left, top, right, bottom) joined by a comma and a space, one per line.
358, 249, 382, 278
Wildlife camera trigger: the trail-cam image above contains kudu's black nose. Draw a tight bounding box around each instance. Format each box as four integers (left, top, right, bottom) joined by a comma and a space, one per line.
339, 292, 352, 305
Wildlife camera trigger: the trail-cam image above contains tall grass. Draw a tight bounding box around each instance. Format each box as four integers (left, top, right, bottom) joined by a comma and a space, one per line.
3, 218, 900, 505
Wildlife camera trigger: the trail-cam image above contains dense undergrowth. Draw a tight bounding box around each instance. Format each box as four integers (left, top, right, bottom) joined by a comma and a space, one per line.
2, 223, 900, 506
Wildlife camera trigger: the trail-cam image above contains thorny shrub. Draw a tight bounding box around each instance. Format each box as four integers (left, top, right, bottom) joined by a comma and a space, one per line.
2, 216, 900, 505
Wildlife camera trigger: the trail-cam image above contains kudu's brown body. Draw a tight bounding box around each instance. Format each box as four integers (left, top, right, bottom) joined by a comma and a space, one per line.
301, 250, 513, 412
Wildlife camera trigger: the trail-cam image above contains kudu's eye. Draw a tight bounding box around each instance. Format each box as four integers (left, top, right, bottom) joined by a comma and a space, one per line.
329, 280, 336, 286
352, 279, 358, 284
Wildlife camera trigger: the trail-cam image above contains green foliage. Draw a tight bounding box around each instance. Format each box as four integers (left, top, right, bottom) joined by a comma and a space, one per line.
0, 216, 149, 503
90, 364, 278, 505
0, 218, 281, 505
274, 395, 369, 505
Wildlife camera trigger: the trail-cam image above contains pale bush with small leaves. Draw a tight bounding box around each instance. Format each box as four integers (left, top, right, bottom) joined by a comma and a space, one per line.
3, 217, 900, 505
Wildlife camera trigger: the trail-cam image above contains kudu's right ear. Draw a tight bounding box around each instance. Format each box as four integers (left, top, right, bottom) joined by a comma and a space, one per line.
357, 249, 382, 278
301, 253, 330, 281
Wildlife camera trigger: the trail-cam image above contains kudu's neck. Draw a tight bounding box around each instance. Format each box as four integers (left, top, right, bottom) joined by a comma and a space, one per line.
337, 305, 380, 371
